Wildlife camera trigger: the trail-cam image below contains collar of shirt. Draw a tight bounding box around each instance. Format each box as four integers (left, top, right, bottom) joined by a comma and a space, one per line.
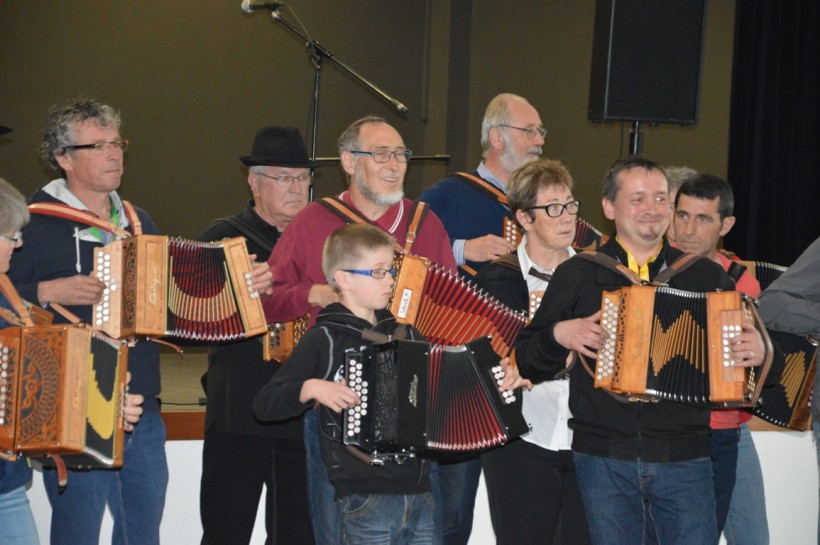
42, 178, 129, 244
517, 236, 575, 294
476, 162, 508, 196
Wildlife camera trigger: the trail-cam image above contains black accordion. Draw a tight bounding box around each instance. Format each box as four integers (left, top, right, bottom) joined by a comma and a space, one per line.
323, 337, 528, 461
752, 331, 816, 430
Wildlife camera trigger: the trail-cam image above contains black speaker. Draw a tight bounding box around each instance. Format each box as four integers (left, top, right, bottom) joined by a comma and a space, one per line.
588, 0, 707, 126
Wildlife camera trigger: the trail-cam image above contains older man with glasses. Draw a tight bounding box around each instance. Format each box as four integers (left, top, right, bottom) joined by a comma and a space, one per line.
195, 126, 316, 545
263, 115, 456, 545
417, 92, 546, 545
8, 96, 167, 545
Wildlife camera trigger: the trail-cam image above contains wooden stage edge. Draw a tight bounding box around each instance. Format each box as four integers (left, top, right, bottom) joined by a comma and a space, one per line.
161, 410, 206, 441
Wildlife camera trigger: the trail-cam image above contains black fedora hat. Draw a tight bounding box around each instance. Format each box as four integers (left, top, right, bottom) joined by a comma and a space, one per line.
0, 125, 11, 136
240, 126, 319, 168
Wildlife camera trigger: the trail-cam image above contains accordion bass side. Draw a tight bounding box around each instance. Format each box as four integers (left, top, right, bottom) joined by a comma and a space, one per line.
595, 285, 773, 407
0, 324, 127, 467
389, 254, 527, 357
752, 331, 816, 431
92, 235, 267, 342
327, 337, 528, 459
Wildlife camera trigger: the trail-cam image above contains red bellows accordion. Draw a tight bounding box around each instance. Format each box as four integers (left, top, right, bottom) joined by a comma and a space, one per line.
92, 235, 267, 342
0, 323, 128, 468
595, 285, 773, 406
323, 337, 528, 462
389, 254, 527, 357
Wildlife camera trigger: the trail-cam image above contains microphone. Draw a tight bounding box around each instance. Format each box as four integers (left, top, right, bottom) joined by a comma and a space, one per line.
241, 0, 285, 13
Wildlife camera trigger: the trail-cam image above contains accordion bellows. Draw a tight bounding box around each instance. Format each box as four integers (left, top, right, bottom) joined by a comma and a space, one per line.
0, 324, 127, 467
92, 235, 267, 341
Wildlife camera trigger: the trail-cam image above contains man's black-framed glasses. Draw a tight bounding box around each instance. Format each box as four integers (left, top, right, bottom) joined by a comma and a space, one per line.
63, 140, 129, 154
529, 200, 581, 218
350, 149, 412, 163
498, 124, 548, 140
342, 268, 398, 279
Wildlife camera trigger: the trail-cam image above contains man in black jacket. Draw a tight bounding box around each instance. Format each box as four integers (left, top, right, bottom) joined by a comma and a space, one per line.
197, 126, 316, 545
512, 156, 767, 545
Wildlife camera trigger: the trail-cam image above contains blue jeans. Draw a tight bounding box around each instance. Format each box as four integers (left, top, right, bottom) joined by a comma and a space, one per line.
711, 427, 740, 533
305, 408, 343, 545
0, 484, 40, 545
339, 493, 435, 545
574, 452, 718, 545
44, 411, 169, 545
723, 423, 769, 545
436, 457, 481, 545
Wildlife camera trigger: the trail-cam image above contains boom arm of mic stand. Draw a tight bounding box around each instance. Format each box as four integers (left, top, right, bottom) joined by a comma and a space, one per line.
270, 11, 408, 114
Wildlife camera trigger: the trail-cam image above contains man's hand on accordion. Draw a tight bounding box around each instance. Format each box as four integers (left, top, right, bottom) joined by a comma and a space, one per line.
498, 357, 533, 391
301, 378, 360, 413
37, 273, 106, 306
729, 321, 766, 368
122, 373, 144, 432
248, 256, 273, 297
552, 310, 606, 360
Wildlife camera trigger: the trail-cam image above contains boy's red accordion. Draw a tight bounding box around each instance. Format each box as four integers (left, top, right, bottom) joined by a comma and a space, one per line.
324, 337, 528, 461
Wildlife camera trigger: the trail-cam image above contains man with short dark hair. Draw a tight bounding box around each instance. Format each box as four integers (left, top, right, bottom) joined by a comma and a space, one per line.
674, 174, 769, 542
513, 157, 767, 545
196, 126, 316, 545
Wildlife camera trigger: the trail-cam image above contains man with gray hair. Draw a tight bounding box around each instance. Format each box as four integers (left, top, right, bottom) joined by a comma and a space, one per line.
418, 92, 546, 545
420, 93, 546, 278
8, 96, 167, 545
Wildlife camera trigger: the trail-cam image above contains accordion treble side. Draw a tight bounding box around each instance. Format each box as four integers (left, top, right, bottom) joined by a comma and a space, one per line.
0, 324, 127, 468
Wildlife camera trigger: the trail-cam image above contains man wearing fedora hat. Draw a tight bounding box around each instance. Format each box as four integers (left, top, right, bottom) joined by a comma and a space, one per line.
196, 126, 316, 545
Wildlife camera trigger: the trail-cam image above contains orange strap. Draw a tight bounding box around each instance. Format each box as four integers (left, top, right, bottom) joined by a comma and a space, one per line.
0, 274, 34, 326
28, 201, 140, 238
455, 172, 509, 206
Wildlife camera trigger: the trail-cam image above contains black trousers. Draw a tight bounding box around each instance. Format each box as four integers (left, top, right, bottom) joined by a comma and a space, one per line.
200, 430, 315, 545
481, 438, 591, 545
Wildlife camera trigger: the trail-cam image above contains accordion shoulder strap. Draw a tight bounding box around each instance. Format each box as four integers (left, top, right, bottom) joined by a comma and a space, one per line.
455, 172, 509, 207
402, 201, 428, 254
653, 253, 707, 285
0, 273, 34, 326
574, 251, 642, 285
122, 201, 143, 236
28, 202, 132, 238
492, 252, 522, 272
318, 197, 428, 255
210, 216, 274, 255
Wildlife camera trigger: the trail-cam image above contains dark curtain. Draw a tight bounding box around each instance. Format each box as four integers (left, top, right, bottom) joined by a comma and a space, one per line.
725, 0, 820, 266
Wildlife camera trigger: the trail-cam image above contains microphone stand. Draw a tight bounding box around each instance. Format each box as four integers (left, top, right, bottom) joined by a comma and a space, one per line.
267, 7, 409, 200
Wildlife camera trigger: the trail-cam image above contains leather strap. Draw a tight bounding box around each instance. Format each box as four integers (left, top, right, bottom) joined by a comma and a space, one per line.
28, 202, 131, 238
455, 172, 509, 206
0, 274, 34, 326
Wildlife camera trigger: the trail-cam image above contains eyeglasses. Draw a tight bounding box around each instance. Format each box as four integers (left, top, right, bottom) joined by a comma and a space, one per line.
63, 140, 129, 154
256, 172, 314, 187
350, 149, 413, 163
498, 124, 548, 140
529, 200, 581, 218
0, 231, 22, 244
342, 268, 398, 279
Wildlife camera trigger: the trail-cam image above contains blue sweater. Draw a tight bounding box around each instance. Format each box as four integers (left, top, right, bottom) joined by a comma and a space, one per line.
8, 187, 162, 412
418, 171, 510, 277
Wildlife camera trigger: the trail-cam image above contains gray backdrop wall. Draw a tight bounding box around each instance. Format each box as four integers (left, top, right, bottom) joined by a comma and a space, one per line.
0, 1, 735, 238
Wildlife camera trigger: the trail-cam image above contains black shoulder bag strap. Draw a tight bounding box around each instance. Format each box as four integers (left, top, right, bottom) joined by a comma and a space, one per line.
209, 216, 275, 255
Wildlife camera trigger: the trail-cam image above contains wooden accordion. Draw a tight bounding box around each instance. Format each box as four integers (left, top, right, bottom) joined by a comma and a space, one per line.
92, 235, 267, 342
739, 260, 788, 291
752, 331, 816, 431
325, 337, 528, 460
0, 323, 128, 468
594, 285, 773, 406
389, 254, 527, 357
